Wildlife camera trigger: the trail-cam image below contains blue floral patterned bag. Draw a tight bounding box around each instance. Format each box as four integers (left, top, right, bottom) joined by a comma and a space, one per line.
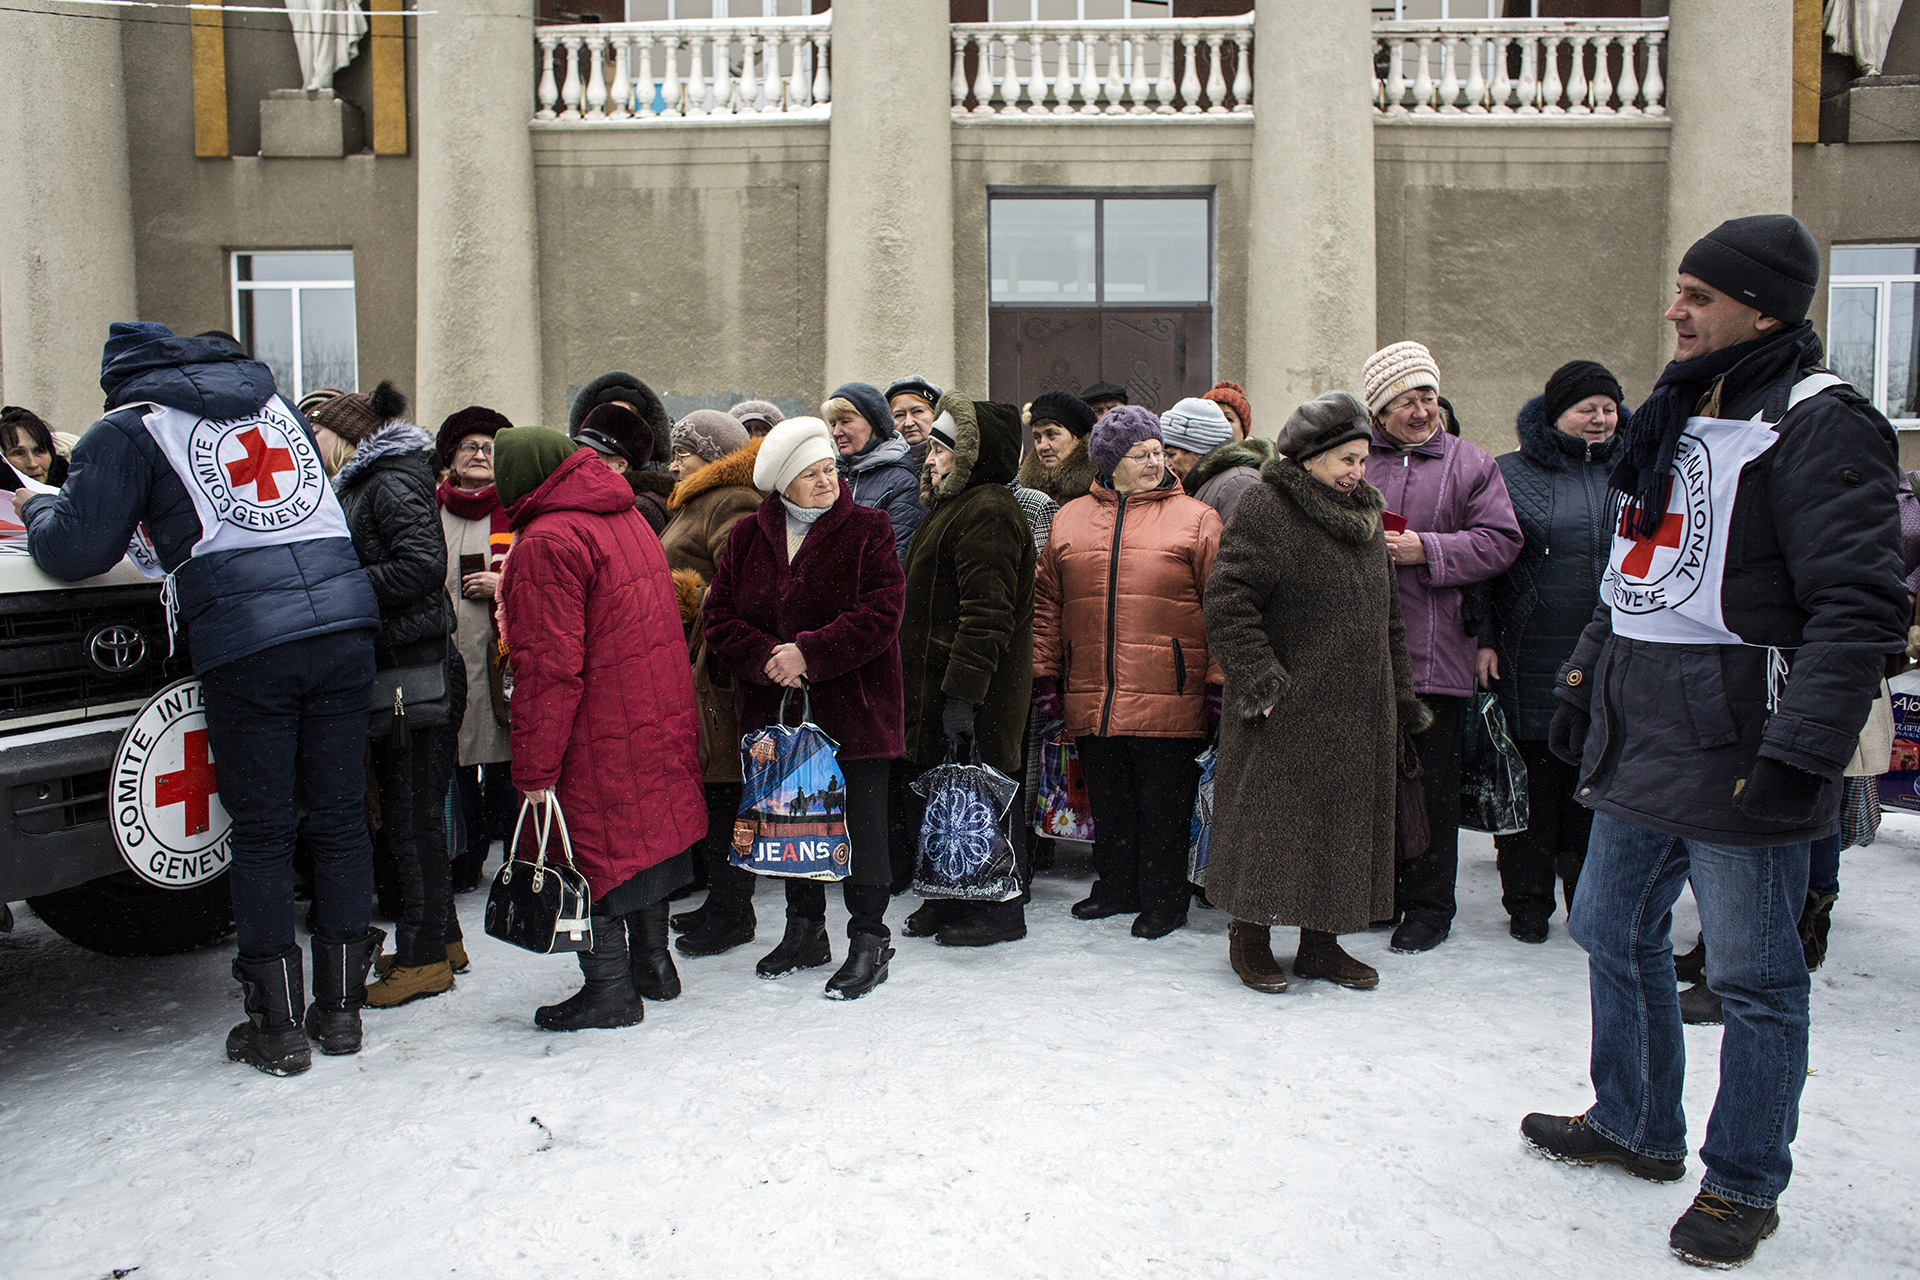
911, 756, 1021, 902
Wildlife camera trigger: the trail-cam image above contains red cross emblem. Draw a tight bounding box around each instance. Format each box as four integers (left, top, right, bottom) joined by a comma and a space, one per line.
224, 426, 296, 502
1618, 480, 1686, 579
155, 728, 219, 836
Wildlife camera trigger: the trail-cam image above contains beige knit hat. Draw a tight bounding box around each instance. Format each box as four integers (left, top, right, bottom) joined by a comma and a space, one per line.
753, 415, 837, 494
1361, 341, 1441, 415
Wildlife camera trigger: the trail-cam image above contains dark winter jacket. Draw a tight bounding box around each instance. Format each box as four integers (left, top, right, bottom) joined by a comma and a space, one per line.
499, 448, 706, 899
1017, 436, 1098, 507
1203, 458, 1423, 932
333, 421, 454, 661
839, 433, 924, 560
1184, 438, 1273, 525
19, 331, 377, 671
1482, 397, 1623, 740
1561, 330, 1908, 846
900, 395, 1035, 772
703, 484, 906, 760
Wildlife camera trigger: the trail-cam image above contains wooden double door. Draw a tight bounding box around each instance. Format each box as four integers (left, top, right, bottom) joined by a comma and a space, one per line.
988, 308, 1214, 416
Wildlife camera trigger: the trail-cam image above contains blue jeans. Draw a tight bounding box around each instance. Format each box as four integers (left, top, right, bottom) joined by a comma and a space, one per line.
1569, 811, 1811, 1208
200, 631, 377, 957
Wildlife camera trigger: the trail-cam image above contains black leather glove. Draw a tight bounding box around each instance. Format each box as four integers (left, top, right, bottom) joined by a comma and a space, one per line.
1735, 756, 1829, 825
1548, 701, 1590, 767
942, 698, 977, 759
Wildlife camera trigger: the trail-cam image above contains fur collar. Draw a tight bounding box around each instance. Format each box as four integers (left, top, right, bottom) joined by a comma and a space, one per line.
1017, 436, 1096, 505
669, 437, 763, 511
334, 420, 433, 489
920, 394, 980, 508
1183, 437, 1273, 493
1261, 454, 1385, 543
1514, 394, 1626, 471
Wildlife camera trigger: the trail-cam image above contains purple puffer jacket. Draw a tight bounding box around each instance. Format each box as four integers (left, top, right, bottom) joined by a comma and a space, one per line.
1365, 426, 1522, 698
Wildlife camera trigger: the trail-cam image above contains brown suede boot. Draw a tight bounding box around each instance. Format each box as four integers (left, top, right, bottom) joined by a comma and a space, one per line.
1228, 920, 1287, 993
365, 960, 454, 1007
378, 940, 469, 977
1293, 929, 1379, 990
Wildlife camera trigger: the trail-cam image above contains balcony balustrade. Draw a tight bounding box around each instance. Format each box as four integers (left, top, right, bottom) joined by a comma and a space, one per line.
1373, 19, 1667, 117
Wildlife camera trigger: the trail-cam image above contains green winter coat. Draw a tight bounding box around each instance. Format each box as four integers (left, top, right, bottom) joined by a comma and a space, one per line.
900, 393, 1036, 771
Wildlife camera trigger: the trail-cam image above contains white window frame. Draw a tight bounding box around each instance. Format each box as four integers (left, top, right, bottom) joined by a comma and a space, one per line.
1829, 245, 1920, 429
229, 250, 357, 404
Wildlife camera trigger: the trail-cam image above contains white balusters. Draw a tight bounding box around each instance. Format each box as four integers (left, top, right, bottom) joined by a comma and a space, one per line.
971, 33, 995, 117
1462, 34, 1487, 114
1642, 32, 1665, 115
1515, 36, 1538, 114
536, 33, 559, 120
1567, 34, 1590, 114
1410, 36, 1434, 114
1437, 35, 1461, 114
1028, 34, 1054, 116
1128, 34, 1152, 115
812, 34, 829, 109
1153, 33, 1177, 115
583, 34, 608, 121
1177, 33, 1202, 115
1540, 34, 1564, 114
1103, 33, 1126, 116
1202, 33, 1227, 114
1615, 32, 1640, 115
635, 33, 656, 118
787, 31, 809, 109
1230, 30, 1251, 113
607, 36, 631, 120
1382, 37, 1408, 115
1488, 35, 1512, 113
559, 35, 583, 121
660, 34, 681, 117
1371, 21, 1669, 123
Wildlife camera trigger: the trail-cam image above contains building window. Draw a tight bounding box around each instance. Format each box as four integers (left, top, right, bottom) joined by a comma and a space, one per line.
990, 194, 1210, 306
231, 251, 357, 403
1830, 245, 1919, 427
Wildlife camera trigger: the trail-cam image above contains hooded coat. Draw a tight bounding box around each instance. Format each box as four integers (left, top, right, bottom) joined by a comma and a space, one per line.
1203, 459, 1422, 932
900, 396, 1036, 771
568, 371, 671, 466
1017, 435, 1098, 507
332, 421, 454, 659
1482, 396, 1623, 741
498, 449, 707, 899
19, 329, 377, 670
1183, 437, 1274, 525
703, 484, 906, 760
832, 381, 925, 560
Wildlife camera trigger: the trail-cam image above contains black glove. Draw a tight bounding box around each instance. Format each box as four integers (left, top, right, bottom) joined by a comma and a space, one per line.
1735, 756, 1829, 825
942, 698, 977, 759
1548, 701, 1590, 767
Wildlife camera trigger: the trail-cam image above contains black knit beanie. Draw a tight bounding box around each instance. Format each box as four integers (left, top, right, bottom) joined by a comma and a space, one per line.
1029, 390, 1097, 438
1677, 215, 1821, 324
1542, 361, 1623, 429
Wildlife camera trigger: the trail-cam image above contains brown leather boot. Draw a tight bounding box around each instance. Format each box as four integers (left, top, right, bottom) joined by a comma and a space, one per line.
1293, 929, 1379, 990
1228, 920, 1287, 993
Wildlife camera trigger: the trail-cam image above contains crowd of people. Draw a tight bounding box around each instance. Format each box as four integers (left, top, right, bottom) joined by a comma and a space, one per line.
7, 212, 1911, 1270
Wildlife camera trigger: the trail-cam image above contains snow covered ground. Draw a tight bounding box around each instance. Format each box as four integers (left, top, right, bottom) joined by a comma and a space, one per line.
3, 818, 1917, 1280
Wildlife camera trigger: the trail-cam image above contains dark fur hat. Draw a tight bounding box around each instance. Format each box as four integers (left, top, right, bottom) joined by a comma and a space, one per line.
1029, 390, 1097, 439
569, 371, 670, 463
434, 405, 514, 469
575, 401, 654, 468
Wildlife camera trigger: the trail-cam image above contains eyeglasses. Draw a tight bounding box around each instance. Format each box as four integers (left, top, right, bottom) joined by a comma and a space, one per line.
671, 447, 696, 461
1122, 446, 1166, 466
455, 442, 494, 457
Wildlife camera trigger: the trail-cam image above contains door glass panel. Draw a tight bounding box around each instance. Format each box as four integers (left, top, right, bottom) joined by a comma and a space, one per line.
1889, 282, 1918, 420
1827, 285, 1880, 405
1102, 199, 1209, 304
990, 199, 1096, 303
237, 288, 296, 397
1831, 246, 1920, 276
300, 288, 359, 394
238, 251, 354, 283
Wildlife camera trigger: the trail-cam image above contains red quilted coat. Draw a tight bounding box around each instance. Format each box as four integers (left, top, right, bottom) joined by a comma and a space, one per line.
498, 450, 706, 899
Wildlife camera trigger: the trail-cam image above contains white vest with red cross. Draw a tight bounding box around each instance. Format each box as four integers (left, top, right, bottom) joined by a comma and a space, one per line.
1602, 373, 1845, 645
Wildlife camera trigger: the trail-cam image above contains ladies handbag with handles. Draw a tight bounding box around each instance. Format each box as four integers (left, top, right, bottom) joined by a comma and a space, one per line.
484, 795, 594, 954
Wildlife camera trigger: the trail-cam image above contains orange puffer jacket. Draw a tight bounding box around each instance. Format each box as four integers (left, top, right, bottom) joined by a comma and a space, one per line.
1034, 477, 1224, 738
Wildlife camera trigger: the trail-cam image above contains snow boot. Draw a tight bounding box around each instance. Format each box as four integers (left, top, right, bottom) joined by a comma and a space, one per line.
226, 947, 311, 1077
305, 929, 378, 1056
1520, 1112, 1686, 1182
366, 959, 453, 1008
904, 898, 966, 938
1675, 933, 1707, 984
824, 933, 893, 1000
937, 901, 1028, 947
755, 915, 831, 979
1389, 917, 1448, 954
669, 900, 710, 934
1294, 928, 1378, 990
1228, 920, 1287, 993
536, 916, 643, 1031
1669, 1192, 1779, 1268
446, 938, 470, 974
629, 902, 681, 1002
1509, 912, 1550, 945
1130, 910, 1188, 939
1679, 981, 1723, 1026
676, 906, 756, 957
1071, 893, 1139, 921
1798, 890, 1836, 972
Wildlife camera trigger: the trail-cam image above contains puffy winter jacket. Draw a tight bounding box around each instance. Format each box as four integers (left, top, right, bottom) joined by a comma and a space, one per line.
1034, 475, 1224, 739
498, 449, 707, 899
1184, 438, 1273, 526
20, 331, 377, 671
332, 422, 454, 659
839, 434, 924, 560
1482, 397, 1623, 740
1365, 426, 1522, 698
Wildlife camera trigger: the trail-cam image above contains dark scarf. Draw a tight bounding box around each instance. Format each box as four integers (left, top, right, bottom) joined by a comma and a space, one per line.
1611, 322, 1818, 536
436, 477, 511, 567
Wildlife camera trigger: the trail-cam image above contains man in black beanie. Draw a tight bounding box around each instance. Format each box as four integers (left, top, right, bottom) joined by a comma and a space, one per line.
1519, 214, 1908, 1268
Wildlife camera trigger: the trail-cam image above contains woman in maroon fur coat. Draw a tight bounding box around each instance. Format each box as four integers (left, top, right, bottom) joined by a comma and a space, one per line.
703, 416, 906, 1000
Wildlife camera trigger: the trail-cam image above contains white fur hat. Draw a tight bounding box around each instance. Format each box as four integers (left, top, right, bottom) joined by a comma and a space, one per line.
1361, 341, 1441, 415
753, 415, 837, 494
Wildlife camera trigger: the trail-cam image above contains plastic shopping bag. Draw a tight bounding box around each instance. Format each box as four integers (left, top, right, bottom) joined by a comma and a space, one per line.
1031, 720, 1095, 842
1188, 744, 1217, 886
731, 687, 851, 881
1458, 691, 1529, 836
910, 758, 1021, 902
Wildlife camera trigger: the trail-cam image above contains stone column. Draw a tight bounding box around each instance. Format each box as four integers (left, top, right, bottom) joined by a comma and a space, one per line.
0, 3, 138, 435
1243, 0, 1377, 432
824, 0, 955, 391
414, 0, 543, 427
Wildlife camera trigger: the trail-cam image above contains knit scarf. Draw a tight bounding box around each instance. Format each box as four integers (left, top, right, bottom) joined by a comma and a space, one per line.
436, 478, 512, 568
1610, 322, 1817, 537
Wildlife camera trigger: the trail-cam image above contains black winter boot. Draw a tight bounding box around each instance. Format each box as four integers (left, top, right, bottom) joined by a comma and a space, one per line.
1798, 890, 1837, 972
676, 905, 757, 957
755, 915, 831, 979
305, 928, 380, 1055
824, 933, 893, 1000
937, 900, 1028, 948
904, 898, 966, 938
1675, 933, 1707, 984
227, 947, 311, 1077
669, 900, 711, 934
1520, 1112, 1686, 1182
629, 901, 681, 1001
535, 916, 644, 1031
1669, 1191, 1780, 1267
1679, 981, 1723, 1026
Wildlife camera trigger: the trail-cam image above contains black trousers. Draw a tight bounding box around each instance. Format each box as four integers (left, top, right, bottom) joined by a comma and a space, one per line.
785, 756, 891, 938
1398, 693, 1466, 930
367, 647, 463, 966
455, 761, 513, 866
695, 780, 756, 919
1075, 734, 1205, 916
1494, 737, 1591, 921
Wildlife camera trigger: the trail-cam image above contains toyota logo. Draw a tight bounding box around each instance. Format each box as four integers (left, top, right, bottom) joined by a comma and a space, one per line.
87, 624, 148, 675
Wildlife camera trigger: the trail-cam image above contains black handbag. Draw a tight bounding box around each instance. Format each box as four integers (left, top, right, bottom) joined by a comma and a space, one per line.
368, 661, 451, 743
484, 796, 594, 955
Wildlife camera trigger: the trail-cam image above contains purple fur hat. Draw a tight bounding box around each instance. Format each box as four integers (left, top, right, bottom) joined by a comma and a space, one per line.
1088, 404, 1163, 478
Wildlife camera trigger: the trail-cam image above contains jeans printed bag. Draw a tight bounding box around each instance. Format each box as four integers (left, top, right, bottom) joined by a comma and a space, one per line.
731, 687, 851, 881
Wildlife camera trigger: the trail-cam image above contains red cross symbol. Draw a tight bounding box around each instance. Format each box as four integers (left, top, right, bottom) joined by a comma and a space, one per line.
224, 426, 296, 502
1618, 480, 1686, 579
155, 728, 219, 837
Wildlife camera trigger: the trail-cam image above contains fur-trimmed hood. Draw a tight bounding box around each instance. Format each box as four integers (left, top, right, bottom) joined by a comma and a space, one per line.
1183, 437, 1273, 494
919, 393, 1023, 509
669, 436, 763, 511
921, 393, 979, 508
1260, 454, 1385, 544
333, 420, 434, 490
569, 371, 671, 463
1017, 434, 1097, 505
1514, 394, 1627, 471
